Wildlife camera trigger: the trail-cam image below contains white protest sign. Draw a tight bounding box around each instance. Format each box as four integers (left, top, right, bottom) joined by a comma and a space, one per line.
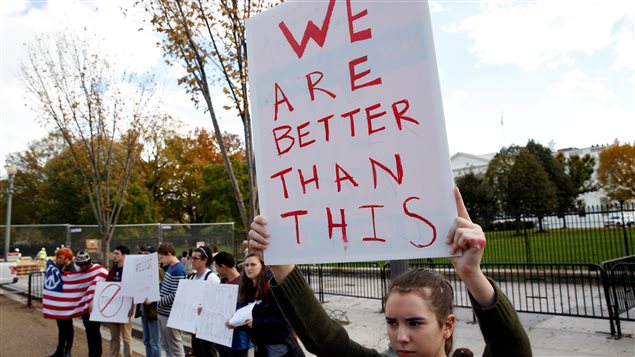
195, 284, 239, 347
247, 1, 455, 264
167, 279, 205, 333
90, 281, 133, 323
122, 253, 160, 304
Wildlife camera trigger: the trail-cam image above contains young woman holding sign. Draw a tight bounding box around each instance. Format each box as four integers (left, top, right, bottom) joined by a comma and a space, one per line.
233, 254, 305, 357
247, 188, 532, 357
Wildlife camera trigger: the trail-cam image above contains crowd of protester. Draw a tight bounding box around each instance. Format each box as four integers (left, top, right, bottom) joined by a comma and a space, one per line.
43, 189, 532, 357
45, 241, 297, 357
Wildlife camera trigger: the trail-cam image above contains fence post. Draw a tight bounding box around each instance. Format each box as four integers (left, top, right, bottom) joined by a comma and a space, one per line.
157, 223, 163, 244
598, 264, 617, 337
380, 263, 389, 313
523, 226, 532, 263
65, 224, 71, 249
318, 264, 324, 303
28, 271, 33, 308
619, 201, 630, 256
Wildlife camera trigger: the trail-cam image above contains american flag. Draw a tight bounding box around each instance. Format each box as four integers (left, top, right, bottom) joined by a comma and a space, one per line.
42, 259, 108, 319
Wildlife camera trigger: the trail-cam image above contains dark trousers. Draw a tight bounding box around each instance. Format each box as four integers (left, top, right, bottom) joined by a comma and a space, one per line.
217, 345, 249, 357
81, 313, 102, 357
192, 335, 219, 357
55, 318, 74, 353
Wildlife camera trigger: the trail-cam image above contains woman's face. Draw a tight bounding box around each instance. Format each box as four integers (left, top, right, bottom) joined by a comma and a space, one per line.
244, 256, 263, 282
385, 291, 455, 357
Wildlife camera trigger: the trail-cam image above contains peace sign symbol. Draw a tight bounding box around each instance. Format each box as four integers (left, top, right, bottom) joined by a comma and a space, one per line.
44, 265, 61, 290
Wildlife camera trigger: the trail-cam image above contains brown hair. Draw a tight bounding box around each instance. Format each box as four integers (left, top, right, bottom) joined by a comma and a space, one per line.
157, 242, 176, 256
238, 254, 267, 305
385, 269, 454, 355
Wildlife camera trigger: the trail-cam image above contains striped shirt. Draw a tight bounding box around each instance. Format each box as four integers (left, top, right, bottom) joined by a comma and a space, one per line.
158, 262, 187, 317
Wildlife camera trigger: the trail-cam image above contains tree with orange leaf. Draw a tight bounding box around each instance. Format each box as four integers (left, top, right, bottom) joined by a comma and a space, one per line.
598, 141, 635, 203
134, 0, 280, 230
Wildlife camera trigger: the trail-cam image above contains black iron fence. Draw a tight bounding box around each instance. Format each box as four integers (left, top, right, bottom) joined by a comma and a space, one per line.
298, 260, 634, 338
27, 271, 44, 307
17, 203, 635, 338
25, 259, 633, 337
466, 204, 635, 264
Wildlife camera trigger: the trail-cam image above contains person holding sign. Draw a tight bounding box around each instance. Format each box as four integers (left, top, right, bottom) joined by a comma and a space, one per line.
157, 242, 188, 357
188, 245, 221, 357
76, 250, 108, 357
138, 245, 162, 357
106, 246, 135, 357
46, 248, 77, 357
232, 254, 305, 357
214, 251, 251, 357
247, 188, 532, 357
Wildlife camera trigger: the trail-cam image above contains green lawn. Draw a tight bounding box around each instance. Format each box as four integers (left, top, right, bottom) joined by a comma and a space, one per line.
481, 227, 635, 264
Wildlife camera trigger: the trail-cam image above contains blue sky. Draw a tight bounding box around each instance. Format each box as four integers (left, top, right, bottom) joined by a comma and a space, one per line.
1, 0, 633, 172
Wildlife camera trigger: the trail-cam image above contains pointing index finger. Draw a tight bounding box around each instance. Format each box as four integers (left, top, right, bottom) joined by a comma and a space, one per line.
454, 187, 471, 222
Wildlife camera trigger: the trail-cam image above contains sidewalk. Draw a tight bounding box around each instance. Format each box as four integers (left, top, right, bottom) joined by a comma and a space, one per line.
322, 294, 635, 357
3, 281, 634, 356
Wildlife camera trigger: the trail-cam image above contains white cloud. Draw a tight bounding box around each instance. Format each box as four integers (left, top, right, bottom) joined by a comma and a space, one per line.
429, 1, 447, 14
0, 0, 29, 17
612, 14, 635, 74
447, 0, 633, 71
507, 70, 632, 150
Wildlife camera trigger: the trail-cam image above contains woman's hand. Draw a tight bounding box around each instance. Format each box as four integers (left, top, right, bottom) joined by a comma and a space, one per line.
447, 187, 486, 277
248, 215, 295, 282
248, 215, 270, 261
447, 187, 495, 306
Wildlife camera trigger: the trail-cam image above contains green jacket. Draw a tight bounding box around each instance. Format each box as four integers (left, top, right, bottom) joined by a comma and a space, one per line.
271, 267, 532, 357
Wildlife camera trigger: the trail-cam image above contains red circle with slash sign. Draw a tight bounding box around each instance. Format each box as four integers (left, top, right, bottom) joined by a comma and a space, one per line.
98, 283, 124, 318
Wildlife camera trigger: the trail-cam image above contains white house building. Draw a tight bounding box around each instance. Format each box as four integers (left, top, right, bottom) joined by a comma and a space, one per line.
450, 152, 495, 178
450, 144, 610, 207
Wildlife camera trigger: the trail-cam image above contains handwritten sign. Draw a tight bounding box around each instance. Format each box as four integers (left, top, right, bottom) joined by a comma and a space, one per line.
247, 1, 455, 264
167, 279, 238, 346
122, 253, 160, 304
90, 281, 133, 323
167, 279, 204, 333
195, 284, 239, 347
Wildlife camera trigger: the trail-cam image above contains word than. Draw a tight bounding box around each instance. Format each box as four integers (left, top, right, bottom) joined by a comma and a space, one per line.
271, 153, 403, 199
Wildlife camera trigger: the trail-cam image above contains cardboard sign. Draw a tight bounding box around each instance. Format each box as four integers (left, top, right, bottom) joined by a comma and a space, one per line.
195, 284, 239, 347
121, 253, 160, 304
247, 0, 455, 264
167, 279, 238, 346
90, 281, 133, 323
167, 279, 204, 333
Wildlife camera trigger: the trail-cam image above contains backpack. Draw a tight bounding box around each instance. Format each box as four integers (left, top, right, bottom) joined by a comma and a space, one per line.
188, 270, 214, 280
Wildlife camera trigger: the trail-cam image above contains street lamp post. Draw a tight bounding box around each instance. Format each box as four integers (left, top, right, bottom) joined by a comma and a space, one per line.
4, 166, 17, 260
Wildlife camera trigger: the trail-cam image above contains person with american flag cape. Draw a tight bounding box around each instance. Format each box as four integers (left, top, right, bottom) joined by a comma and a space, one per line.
43, 248, 108, 357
